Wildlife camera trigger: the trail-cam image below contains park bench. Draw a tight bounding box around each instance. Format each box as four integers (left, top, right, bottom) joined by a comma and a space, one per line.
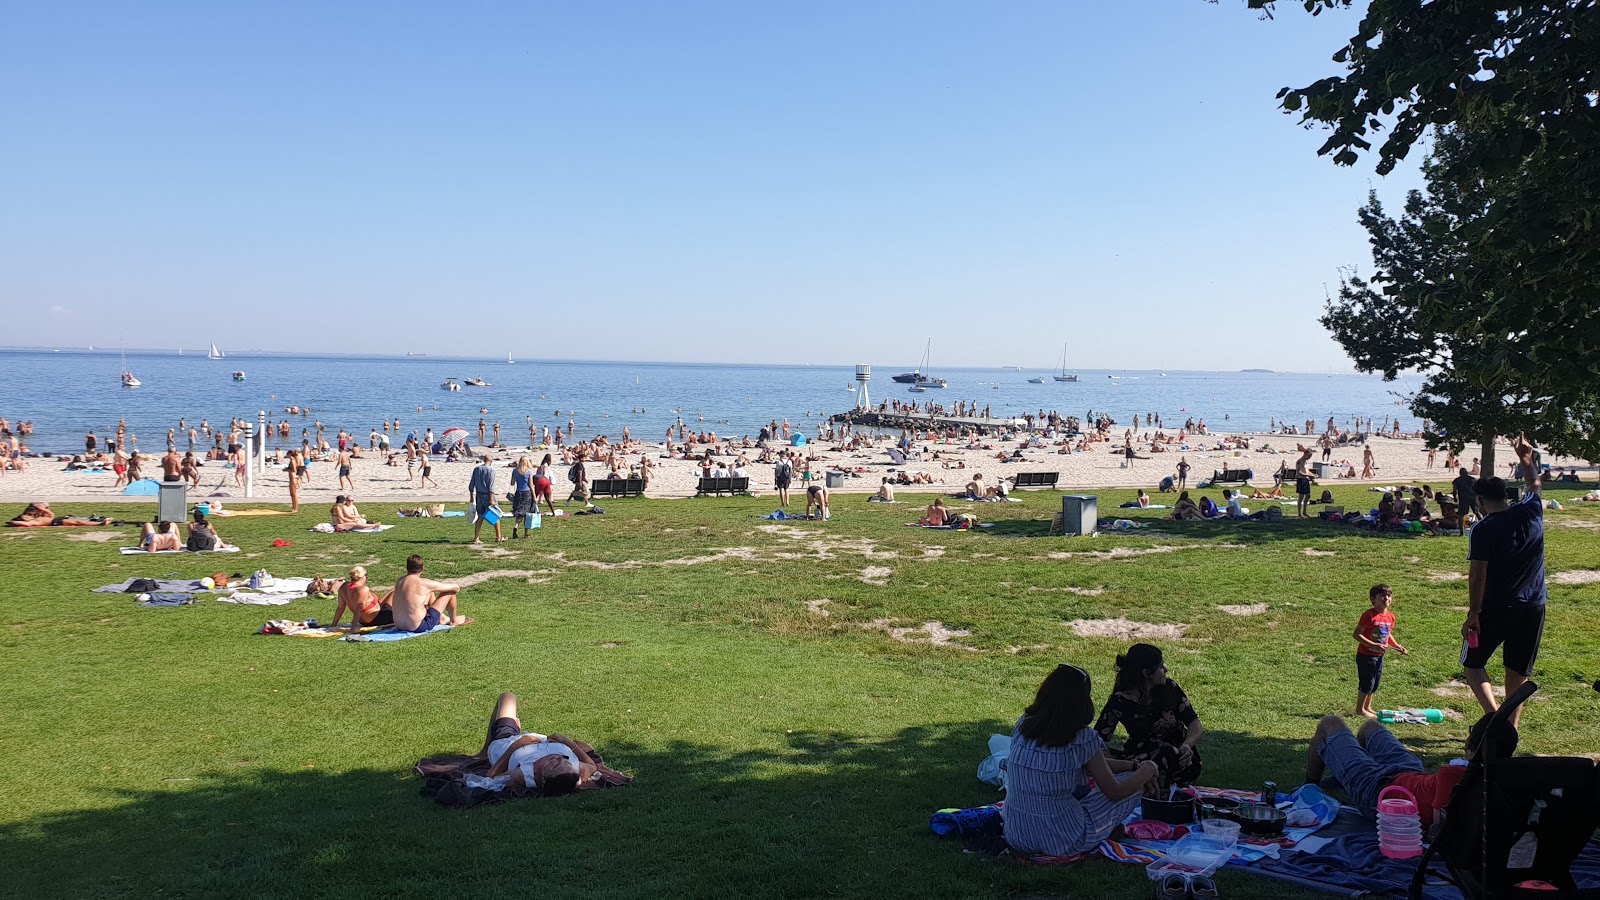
589, 477, 645, 498
696, 476, 750, 496
1211, 467, 1254, 485
1011, 471, 1060, 489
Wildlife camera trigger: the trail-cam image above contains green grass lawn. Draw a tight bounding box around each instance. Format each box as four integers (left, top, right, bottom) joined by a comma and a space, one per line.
2, 486, 1596, 899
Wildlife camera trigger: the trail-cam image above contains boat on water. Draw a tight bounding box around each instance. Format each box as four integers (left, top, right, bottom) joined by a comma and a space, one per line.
907, 384, 927, 393
507, 352, 514, 365
892, 339, 948, 387
232, 371, 247, 382
208, 342, 225, 360
121, 372, 141, 388
441, 378, 461, 392
464, 376, 491, 387
1053, 343, 1080, 382
1028, 376, 1046, 384
407, 352, 428, 357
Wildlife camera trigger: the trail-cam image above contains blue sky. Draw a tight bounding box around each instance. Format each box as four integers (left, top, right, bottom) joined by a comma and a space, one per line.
0, 2, 1419, 370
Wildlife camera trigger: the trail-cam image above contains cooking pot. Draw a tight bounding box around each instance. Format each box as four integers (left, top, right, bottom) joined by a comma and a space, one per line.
1232, 802, 1287, 836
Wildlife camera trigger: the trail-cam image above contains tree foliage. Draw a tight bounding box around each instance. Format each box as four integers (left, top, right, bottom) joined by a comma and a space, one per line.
1323, 128, 1600, 467
1251, 0, 1600, 458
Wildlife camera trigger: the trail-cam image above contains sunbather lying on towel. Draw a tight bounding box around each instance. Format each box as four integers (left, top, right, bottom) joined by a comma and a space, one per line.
328, 565, 394, 629
140, 521, 183, 552
482, 692, 630, 794
6, 501, 110, 527
1305, 711, 1514, 827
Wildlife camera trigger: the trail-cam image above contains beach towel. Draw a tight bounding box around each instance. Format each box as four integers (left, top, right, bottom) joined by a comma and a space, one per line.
119, 545, 241, 555
761, 510, 802, 520
137, 593, 196, 607
310, 523, 393, 533
215, 593, 296, 606
344, 623, 456, 642
95, 578, 209, 594
209, 509, 288, 517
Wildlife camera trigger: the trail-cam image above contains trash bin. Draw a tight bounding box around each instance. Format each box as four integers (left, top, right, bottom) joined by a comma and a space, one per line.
158, 481, 188, 524
1060, 495, 1097, 536
825, 471, 846, 489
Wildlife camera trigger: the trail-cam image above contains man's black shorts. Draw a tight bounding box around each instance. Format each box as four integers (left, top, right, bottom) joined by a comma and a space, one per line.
1296, 475, 1312, 496
1356, 653, 1385, 694
489, 716, 521, 744
1464, 603, 1546, 675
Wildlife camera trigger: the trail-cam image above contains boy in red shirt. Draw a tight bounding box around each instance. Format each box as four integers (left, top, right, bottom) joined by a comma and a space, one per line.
1354, 583, 1409, 718
1306, 711, 1517, 829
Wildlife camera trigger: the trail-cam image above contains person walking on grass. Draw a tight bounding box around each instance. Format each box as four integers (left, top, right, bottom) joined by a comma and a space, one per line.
1463, 434, 1545, 728
1354, 584, 1408, 719
469, 454, 502, 544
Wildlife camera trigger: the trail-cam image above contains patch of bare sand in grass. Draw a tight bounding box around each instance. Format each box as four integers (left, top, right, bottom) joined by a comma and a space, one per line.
65, 531, 127, 542
1216, 603, 1268, 616
1042, 543, 1244, 561
470, 545, 523, 559
543, 548, 761, 570
1429, 571, 1468, 582
1027, 586, 1106, 596
1302, 548, 1337, 557
757, 524, 812, 539
1006, 644, 1052, 654
1550, 570, 1600, 585
1432, 681, 1506, 700
1554, 519, 1600, 530
868, 619, 976, 650
1065, 618, 1190, 640
859, 566, 892, 586
456, 568, 559, 588
1405, 556, 1421, 563
805, 599, 832, 617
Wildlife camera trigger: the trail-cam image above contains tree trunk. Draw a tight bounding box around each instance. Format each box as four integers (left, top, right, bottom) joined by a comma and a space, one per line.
1479, 427, 1497, 477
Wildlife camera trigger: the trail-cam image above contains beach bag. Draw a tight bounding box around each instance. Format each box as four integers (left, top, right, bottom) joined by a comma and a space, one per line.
524, 512, 541, 531
212, 572, 231, 588
125, 578, 161, 594
976, 734, 1010, 788
250, 570, 275, 589
1320, 489, 1334, 503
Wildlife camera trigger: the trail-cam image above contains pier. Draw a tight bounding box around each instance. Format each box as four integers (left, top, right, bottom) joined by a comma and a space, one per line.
829, 409, 1033, 434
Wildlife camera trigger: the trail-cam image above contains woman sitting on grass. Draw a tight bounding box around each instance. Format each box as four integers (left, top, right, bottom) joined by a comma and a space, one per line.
1094, 643, 1204, 798
1171, 491, 1201, 520
919, 497, 948, 526
1003, 664, 1158, 858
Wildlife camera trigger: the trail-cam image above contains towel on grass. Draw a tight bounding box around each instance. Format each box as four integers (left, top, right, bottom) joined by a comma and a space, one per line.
310, 523, 394, 533
95, 578, 208, 594
344, 622, 455, 642
215, 593, 295, 606
119, 545, 241, 555
138, 593, 196, 607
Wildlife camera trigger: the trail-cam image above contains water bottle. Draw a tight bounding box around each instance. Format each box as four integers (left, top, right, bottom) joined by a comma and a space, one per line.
1376, 785, 1423, 859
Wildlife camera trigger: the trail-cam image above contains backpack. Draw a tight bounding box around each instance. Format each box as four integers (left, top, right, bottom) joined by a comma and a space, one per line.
1320, 489, 1334, 504
567, 463, 581, 483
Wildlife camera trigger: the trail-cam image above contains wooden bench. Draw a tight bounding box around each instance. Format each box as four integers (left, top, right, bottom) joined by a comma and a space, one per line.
1011, 471, 1060, 489
589, 477, 645, 498
696, 476, 750, 496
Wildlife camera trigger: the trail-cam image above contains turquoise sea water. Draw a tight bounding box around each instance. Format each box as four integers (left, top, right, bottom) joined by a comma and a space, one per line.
0, 350, 1420, 454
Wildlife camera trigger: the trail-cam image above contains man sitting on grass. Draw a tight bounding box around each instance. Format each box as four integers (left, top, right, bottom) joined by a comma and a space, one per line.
1305, 711, 1517, 829
391, 554, 471, 632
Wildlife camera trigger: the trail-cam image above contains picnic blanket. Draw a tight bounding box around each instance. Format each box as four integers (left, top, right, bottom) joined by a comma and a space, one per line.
344, 622, 456, 642
119, 545, 241, 555
309, 523, 394, 533
138, 593, 196, 607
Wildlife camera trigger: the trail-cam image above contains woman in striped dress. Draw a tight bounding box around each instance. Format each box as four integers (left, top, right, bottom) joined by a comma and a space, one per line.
1003, 664, 1157, 857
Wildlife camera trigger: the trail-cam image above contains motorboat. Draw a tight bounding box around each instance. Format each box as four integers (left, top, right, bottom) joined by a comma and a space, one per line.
464, 376, 491, 387
121, 372, 141, 388
893, 339, 947, 386
907, 384, 927, 393
1028, 376, 1046, 384
441, 378, 461, 392
232, 371, 247, 382
507, 352, 514, 365
1053, 343, 1080, 382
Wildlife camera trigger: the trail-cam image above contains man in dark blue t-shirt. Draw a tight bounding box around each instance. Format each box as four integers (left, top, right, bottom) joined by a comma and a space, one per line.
1463, 434, 1545, 727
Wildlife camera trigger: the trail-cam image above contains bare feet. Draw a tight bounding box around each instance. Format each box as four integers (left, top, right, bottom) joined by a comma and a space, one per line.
450, 616, 474, 626
1359, 709, 1379, 719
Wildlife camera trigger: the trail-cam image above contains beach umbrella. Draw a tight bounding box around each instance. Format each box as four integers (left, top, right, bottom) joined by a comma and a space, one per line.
440, 428, 469, 445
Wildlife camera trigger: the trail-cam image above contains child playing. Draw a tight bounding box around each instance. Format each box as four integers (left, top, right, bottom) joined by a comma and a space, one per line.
1354, 584, 1409, 718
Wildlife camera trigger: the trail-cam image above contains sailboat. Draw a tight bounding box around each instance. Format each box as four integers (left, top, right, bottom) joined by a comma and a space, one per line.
507, 352, 514, 365
208, 342, 225, 360
120, 345, 140, 387
893, 339, 947, 387
1053, 343, 1080, 382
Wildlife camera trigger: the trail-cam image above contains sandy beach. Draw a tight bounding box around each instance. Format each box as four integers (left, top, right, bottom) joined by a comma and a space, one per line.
0, 431, 1576, 508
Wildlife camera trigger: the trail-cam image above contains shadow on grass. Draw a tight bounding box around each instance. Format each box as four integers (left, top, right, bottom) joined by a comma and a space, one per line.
1, 723, 1340, 900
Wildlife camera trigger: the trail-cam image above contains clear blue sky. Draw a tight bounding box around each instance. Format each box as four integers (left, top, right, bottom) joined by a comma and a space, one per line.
1, 1, 1419, 370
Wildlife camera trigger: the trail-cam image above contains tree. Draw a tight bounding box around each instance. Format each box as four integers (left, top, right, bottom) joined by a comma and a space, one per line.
1323, 127, 1600, 472
1246, 0, 1600, 454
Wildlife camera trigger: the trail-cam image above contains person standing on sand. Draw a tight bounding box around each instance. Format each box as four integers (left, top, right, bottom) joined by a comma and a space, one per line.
161, 448, 182, 482
336, 446, 354, 493
418, 447, 437, 490
469, 454, 502, 544
1361, 445, 1376, 479
181, 451, 200, 488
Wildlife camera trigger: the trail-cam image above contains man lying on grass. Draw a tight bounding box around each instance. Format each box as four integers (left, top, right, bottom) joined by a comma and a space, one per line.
483, 692, 626, 794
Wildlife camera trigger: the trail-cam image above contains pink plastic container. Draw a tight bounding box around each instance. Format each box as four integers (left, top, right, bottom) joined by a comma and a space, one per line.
1377, 786, 1423, 859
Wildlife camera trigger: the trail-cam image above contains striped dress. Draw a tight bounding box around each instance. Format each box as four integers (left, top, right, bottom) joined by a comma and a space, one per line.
1002, 718, 1142, 857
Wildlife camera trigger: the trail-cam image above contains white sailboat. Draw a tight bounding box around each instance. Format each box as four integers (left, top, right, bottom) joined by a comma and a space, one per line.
507, 352, 514, 365
119, 345, 140, 387
1053, 343, 1080, 382
208, 342, 225, 360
